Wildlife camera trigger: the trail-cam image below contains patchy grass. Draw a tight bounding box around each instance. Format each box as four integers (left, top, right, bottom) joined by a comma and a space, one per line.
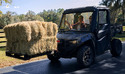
123, 26, 125, 31
0, 48, 47, 68
117, 38, 125, 41
115, 33, 125, 41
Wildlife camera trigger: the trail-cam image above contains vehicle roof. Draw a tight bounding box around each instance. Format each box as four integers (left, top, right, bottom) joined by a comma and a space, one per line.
63, 6, 109, 14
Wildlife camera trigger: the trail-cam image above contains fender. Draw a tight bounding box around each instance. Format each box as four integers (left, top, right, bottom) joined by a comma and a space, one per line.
77, 33, 96, 56
78, 33, 95, 45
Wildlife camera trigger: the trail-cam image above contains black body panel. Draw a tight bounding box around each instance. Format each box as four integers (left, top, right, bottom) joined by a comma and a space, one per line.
57, 31, 95, 58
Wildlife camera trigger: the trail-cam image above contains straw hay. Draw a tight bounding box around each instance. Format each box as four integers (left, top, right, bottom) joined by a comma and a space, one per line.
4, 21, 58, 55
4, 22, 31, 42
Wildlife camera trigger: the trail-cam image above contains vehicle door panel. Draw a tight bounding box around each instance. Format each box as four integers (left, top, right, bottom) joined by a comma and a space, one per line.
96, 10, 110, 55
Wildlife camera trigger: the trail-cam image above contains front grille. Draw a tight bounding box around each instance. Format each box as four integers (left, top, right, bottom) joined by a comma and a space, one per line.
58, 39, 77, 52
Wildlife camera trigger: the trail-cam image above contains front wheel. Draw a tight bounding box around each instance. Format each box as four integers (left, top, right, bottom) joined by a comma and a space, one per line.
110, 39, 122, 57
77, 46, 94, 67
47, 51, 60, 62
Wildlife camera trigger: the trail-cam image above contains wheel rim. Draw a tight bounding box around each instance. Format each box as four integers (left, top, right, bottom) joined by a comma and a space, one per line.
83, 47, 93, 66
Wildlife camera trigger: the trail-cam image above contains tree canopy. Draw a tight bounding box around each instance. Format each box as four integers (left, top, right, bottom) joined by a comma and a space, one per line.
0, 0, 12, 17
100, 0, 125, 24
0, 8, 64, 28
0, 0, 12, 6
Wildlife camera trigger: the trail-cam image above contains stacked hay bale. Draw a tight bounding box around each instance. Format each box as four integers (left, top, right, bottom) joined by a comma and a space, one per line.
4, 21, 58, 56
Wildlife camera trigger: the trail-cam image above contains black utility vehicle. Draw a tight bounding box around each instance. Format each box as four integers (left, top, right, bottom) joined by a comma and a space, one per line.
47, 6, 122, 67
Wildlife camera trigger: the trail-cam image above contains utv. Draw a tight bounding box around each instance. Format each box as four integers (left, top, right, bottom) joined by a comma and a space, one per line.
47, 6, 122, 67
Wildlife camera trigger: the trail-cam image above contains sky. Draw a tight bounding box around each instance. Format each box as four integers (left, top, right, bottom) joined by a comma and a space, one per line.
0, 0, 102, 14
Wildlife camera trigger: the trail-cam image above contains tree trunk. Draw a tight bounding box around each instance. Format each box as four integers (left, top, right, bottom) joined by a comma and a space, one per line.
122, 6, 124, 22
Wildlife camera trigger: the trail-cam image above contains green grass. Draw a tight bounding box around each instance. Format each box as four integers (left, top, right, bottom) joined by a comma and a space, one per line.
114, 26, 125, 41
115, 33, 125, 41
0, 48, 5, 51
0, 48, 19, 61
0, 48, 13, 61
123, 26, 125, 31
117, 38, 125, 41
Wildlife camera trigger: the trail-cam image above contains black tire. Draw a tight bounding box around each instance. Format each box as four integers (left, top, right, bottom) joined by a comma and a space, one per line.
110, 39, 122, 57
77, 46, 94, 67
47, 51, 60, 62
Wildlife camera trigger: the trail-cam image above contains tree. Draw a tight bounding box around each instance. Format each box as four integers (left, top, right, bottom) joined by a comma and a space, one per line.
19, 14, 26, 22
0, 11, 21, 27
121, 0, 125, 22
100, 0, 125, 23
0, 8, 64, 27
0, 14, 6, 27
5, 11, 12, 25
38, 10, 48, 22
11, 12, 20, 23
0, 0, 12, 5
25, 10, 36, 21
0, 0, 12, 17
38, 8, 64, 25
56, 8, 64, 25
35, 15, 44, 21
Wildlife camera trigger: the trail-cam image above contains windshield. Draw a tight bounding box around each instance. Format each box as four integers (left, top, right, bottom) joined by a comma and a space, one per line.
59, 12, 93, 31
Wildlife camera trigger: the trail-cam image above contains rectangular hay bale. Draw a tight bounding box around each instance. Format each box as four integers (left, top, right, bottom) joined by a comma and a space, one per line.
4, 21, 58, 56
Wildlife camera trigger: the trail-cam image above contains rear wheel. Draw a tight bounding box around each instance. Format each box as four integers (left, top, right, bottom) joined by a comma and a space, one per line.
110, 39, 122, 57
47, 51, 60, 62
77, 46, 94, 67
